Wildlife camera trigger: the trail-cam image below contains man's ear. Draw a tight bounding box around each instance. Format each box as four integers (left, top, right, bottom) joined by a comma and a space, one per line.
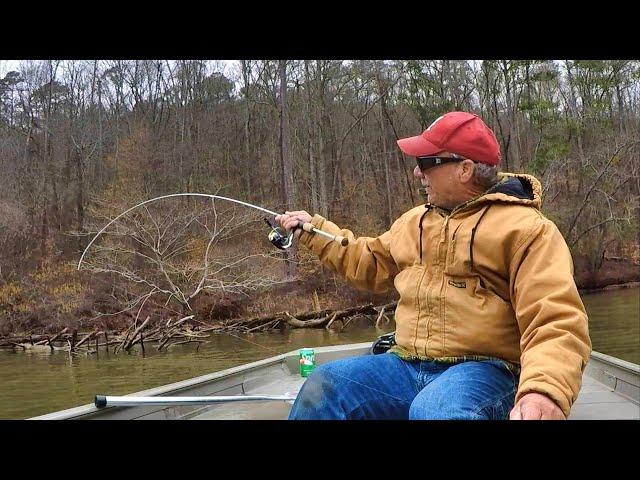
458, 159, 475, 183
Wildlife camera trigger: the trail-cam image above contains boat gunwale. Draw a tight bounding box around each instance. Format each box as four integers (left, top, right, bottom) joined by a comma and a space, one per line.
589, 351, 640, 374
28, 346, 638, 420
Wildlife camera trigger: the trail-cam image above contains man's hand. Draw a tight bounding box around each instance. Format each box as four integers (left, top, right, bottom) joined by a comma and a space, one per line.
275, 211, 313, 239
510, 392, 565, 420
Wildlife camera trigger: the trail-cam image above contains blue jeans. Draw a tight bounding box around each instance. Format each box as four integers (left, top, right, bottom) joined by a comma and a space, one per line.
288, 352, 517, 420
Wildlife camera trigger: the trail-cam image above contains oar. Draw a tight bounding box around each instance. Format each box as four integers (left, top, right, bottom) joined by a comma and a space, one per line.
94, 394, 297, 408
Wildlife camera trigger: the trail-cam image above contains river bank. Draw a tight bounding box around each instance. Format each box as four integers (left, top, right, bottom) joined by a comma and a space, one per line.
1, 256, 638, 342
573, 256, 640, 292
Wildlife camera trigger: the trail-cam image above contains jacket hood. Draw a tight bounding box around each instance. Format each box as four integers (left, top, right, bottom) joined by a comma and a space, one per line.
479, 172, 542, 209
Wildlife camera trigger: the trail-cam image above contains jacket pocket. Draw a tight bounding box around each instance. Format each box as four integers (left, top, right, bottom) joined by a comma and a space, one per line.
443, 274, 520, 363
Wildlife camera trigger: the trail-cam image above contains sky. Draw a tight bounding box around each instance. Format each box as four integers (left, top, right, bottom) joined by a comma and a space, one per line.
0, 60, 239, 79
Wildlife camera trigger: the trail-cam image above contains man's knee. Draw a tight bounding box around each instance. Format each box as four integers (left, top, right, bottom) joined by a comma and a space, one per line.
295, 364, 339, 408
409, 392, 482, 420
408, 361, 516, 420
289, 361, 354, 419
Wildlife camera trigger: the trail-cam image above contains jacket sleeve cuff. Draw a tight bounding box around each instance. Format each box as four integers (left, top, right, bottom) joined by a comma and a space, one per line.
515, 382, 571, 418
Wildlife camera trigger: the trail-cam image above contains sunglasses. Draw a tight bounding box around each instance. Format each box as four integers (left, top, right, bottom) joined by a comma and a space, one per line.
416, 156, 464, 171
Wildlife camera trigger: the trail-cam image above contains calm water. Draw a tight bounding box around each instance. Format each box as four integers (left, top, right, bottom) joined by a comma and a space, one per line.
580, 287, 639, 365
1, 288, 638, 419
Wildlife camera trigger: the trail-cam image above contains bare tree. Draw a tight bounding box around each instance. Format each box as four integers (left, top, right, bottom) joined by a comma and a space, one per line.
80, 198, 289, 318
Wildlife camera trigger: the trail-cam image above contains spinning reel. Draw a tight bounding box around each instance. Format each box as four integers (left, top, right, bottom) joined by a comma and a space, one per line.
264, 217, 294, 250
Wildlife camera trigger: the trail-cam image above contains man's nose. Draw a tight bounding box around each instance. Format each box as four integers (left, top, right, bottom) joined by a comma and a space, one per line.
413, 165, 423, 178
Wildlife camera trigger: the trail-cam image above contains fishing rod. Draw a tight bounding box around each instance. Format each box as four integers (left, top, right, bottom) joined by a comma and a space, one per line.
77, 193, 348, 270
94, 394, 297, 408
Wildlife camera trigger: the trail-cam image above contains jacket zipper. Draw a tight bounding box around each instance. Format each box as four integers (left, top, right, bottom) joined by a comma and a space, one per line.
427, 214, 451, 356
413, 263, 428, 355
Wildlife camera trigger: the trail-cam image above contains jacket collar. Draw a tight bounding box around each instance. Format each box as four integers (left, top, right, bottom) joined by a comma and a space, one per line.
447, 172, 542, 216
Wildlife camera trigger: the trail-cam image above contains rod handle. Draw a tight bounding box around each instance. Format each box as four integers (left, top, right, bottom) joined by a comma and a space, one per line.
301, 223, 349, 247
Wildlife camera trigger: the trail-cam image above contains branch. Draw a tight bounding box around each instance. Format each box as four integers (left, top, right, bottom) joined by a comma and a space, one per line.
566, 141, 640, 239
570, 217, 631, 248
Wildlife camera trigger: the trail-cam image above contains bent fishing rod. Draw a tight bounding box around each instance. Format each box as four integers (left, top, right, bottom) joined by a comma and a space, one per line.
77, 193, 348, 270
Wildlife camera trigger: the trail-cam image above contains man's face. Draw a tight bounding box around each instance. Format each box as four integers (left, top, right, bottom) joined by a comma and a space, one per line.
412, 152, 463, 210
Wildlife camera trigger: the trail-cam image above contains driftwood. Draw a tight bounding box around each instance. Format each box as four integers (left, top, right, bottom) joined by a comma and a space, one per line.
374, 302, 397, 328
325, 312, 339, 331
75, 330, 97, 349
155, 315, 198, 351
157, 332, 175, 351
48, 327, 69, 344
175, 302, 394, 335
114, 322, 137, 354
96, 340, 122, 347
217, 303, 387, 333
0, 301, 399, 354
123, 316, 151, 351
2, 332, 68, 347
284, 312, 332, 328
0, 318, 205, 353
34, 327, 69, 347
167, 315, 194, 328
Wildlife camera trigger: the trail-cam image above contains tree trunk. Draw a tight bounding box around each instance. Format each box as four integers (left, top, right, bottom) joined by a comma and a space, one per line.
75, 147, 85, 247
379, 103, 393, 226
279, 60, 297, 279
241, 60, 253, 199
305, 61, 319, 214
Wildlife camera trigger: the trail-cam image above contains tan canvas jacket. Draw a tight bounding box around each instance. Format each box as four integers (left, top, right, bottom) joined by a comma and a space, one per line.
299, 173, 591, 417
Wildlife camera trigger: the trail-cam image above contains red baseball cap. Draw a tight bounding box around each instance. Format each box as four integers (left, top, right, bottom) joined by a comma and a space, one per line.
397, 112, 501, 166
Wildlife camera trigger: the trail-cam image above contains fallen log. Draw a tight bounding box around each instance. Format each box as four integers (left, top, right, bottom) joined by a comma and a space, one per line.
35, 327, 68, 345
96, 340, 123, 348
246, 319, 280, 333
221, 303, 381, 332
2, 334, 49, 346
75, 331, 98, 349
284, 312, 332, 328
374, 301, 398, 312
123, 316, 151, 352
325, 312, 339, 331
167, 315, 194, 328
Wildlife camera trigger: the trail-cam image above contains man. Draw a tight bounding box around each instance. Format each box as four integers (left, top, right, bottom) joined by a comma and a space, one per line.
276, 111, 591, 420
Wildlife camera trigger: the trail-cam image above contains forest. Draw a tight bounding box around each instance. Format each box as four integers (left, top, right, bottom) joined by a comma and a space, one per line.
0, 60, 638, 339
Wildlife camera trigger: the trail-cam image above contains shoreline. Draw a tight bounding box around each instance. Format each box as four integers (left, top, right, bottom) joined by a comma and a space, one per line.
578, 281, 640, 295
1, 280, 638, 342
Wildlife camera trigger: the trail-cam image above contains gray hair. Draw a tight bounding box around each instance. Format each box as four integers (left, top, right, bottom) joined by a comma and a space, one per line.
472, 162, 500, 189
